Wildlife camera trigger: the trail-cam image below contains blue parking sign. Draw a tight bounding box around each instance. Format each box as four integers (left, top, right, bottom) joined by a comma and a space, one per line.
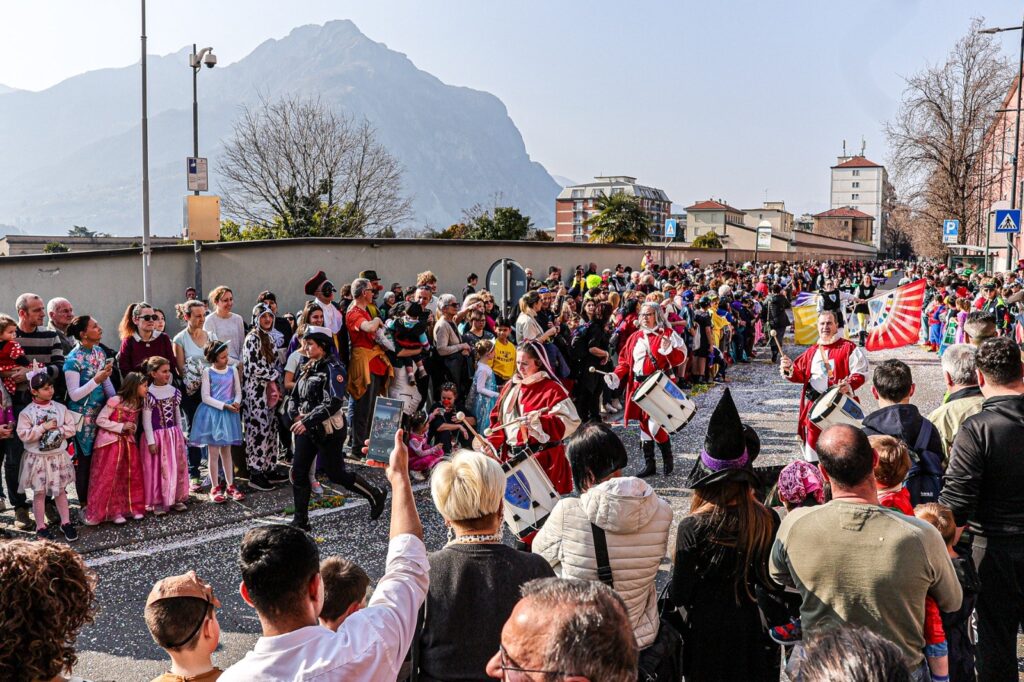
665, 218, 677, 238
942, 219, 958, 244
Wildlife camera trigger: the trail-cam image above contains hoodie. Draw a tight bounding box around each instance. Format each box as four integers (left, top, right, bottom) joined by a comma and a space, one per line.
533, 477, 673, 648
941, 394, 1024, 536
862, 403, 944, 473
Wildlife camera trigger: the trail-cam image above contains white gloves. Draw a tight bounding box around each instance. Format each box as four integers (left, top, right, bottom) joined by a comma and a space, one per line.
604, 373, 621, 390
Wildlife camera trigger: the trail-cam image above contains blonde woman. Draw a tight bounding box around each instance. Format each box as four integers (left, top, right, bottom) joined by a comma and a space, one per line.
203, 286, 244, 363
414, 450, 554, 680
515, 292, 557, 346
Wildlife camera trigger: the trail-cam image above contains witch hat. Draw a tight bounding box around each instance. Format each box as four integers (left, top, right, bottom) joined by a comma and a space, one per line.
686, 388, 761, 489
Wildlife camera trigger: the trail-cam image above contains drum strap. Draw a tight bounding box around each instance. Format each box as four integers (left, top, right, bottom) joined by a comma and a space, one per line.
591, 523, 614, 588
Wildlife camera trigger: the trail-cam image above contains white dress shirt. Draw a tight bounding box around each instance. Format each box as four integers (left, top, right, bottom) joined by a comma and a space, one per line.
219, 534, 429, 682
316, 298, 345, 336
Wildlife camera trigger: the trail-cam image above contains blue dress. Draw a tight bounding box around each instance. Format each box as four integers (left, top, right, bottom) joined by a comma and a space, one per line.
189, 367, 243, 447
471, 363, 499, 433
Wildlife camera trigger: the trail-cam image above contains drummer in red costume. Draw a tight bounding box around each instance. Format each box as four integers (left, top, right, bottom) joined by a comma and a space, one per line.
487, 340, 581, 495
604, 301, 687, 477
780, 310, 868, 461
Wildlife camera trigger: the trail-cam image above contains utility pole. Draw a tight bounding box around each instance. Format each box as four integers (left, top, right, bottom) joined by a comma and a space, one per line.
140, 0, 152, 302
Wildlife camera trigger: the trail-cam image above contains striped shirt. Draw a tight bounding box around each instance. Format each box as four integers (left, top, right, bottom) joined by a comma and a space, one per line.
13, 327, 64, 402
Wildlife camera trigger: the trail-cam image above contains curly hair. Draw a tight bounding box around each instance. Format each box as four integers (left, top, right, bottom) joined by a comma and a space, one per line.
0, 540, 97, 682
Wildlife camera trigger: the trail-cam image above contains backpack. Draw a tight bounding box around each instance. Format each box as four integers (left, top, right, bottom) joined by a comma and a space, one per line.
905, 420, 944, 506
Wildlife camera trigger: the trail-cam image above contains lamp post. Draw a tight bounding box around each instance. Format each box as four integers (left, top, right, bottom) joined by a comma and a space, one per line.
981, 16, 1024, 269
140, 0, 152, 301
189, 45, 216, 296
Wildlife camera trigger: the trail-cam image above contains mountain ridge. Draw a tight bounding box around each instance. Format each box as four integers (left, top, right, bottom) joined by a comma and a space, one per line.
0, 20, 559, 235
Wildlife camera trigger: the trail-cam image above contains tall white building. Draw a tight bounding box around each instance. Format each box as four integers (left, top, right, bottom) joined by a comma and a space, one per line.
830, 155, 888, 250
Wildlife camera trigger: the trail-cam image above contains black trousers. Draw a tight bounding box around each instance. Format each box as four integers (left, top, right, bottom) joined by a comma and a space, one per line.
2, 400, 29, 509
352, 374, 383, 456
180, 390, 205, 479
292, 428, 358, 525
769, 323, 788, 362
73, 435, 92, 506
972, 533, 1024, 681
574, 379, 602, 423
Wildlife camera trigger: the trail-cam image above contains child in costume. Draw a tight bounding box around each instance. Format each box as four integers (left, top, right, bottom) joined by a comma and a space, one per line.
16, 370, 78, 541
85, 371, 148, 525
189, 340, 244, 504
141, 356, 189, 515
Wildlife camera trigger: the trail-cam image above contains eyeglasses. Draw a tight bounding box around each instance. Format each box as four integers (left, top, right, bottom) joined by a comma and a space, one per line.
498, 645, 574, 679
138, 315, 159, 322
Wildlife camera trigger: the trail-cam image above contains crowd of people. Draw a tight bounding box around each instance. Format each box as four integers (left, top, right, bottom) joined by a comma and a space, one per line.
3, 252, 1024, 681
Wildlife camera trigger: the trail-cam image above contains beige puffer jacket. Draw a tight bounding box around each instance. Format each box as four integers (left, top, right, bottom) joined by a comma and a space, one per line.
533, 476, 673, 648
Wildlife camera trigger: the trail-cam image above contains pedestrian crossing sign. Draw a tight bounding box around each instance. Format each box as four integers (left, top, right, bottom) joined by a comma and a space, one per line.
995, 209, 1021, 234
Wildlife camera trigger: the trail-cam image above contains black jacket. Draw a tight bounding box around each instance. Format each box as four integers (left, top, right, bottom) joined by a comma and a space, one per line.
764, 294, 791, 328
287, 356, 346, 439
941, 394, 1024, 535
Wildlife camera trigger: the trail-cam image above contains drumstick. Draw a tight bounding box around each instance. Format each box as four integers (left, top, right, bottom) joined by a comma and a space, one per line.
484, 407, 553, 437
769, 329, 787, 357
454, 411, 500, 460
588, 366, 612, 376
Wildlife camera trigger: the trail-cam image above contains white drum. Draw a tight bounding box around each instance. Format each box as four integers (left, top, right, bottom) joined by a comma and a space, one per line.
632, 371, 697, 433
809, 385, 865, 430
502, 451, 559, 539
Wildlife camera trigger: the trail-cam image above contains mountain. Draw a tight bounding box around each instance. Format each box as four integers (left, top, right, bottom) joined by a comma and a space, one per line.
0, 21, 560, 235
551, 175, 578, 188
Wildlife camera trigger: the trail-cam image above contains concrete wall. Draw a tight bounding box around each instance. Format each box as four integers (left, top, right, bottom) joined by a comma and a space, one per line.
0, 236, 879, 341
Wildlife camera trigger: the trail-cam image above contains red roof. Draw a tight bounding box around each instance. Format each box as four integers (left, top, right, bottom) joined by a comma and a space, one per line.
685, 200, 744, 213
832, 156, 882, 169
814, 207, 874, 219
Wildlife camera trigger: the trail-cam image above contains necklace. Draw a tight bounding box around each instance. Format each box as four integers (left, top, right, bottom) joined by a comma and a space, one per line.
448, 530, 503, 545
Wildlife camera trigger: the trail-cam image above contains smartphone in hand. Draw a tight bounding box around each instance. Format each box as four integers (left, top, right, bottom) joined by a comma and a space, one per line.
367, 396, 405, 464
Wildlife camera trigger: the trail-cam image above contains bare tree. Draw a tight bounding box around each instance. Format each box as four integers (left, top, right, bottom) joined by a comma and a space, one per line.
343, 120, 413, 236
885, 18, 1011, 252
220, 95, 411, 237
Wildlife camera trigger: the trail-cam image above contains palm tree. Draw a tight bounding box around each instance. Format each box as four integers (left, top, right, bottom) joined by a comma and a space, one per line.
585, 193, 652, 244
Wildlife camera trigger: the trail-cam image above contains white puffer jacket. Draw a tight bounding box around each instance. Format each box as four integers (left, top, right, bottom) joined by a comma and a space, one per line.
534, 476, 673, 648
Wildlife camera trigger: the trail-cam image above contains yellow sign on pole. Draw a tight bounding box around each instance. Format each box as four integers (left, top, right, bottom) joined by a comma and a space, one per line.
183, 195, 221, 241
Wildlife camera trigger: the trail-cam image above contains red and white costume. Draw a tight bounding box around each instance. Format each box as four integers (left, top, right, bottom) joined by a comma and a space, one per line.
784, 338, 868, 461
611, 326, 687, 444
487, 371, 581, 495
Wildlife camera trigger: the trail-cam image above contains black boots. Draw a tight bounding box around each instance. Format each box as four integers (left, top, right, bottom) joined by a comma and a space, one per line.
351, 474, 388, 520
291, 483, 312, 531
659, 440, 674, 476
638, 440, 674, 477
637, 441, 657, 478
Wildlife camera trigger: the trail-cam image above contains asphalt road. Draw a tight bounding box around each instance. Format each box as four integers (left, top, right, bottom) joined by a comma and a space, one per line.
56, 328, 949, 682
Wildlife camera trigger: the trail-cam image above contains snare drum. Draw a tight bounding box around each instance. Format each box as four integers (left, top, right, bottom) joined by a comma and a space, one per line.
809, 385, 864, 430
502, 451, 560, 539
632, 371, 697, 433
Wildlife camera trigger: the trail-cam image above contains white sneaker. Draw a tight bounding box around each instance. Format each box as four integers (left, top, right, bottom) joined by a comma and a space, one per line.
311, 481, 324, 496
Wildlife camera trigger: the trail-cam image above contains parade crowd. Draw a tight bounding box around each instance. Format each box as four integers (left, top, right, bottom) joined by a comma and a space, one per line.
2, 253, 1024, 682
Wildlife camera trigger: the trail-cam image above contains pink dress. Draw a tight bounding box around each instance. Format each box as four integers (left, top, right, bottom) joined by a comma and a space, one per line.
86, 396, 145, 523
408, 432, 444, 472
142, 384, 189, 512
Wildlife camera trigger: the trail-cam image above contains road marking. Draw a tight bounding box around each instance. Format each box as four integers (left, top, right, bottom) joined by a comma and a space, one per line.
84, 482, 429, 568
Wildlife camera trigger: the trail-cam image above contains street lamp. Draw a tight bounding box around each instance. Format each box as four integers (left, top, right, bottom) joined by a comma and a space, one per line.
981, 17, 1024, 269
189, 45, 216, 296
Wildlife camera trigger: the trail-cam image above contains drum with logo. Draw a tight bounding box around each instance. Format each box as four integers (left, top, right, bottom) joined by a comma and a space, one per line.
632, 371, 697, 433
501, 450, 559, 539
809, 385, 864, 430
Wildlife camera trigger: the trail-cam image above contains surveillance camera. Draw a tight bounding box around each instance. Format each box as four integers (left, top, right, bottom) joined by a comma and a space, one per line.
203, 52, 217, 68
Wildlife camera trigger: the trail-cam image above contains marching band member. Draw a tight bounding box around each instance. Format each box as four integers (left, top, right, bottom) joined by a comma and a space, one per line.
604, 301, 687, 477
780, 310, 868, 461
486, 340, 580, 496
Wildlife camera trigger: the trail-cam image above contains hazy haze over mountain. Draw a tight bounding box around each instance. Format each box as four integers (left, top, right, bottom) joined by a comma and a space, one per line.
0, 20, 559, 235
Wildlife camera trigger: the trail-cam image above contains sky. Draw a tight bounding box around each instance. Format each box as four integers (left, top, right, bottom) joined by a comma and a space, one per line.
0, 0, 1018, 219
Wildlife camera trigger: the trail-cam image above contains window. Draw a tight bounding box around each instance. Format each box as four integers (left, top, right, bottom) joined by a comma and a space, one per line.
611, 188, 624, 196
852, 170, 860, 177
852, 182, 860, 189
851, 193, 860, 200
575, 200, 583, 210
571, 189, 583, 198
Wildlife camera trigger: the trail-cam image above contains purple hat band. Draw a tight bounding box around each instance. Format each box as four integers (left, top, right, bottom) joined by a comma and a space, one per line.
699, 448, 750, 472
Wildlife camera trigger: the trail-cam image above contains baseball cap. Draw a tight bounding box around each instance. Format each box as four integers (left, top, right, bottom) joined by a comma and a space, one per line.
146, 571, 221, 609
